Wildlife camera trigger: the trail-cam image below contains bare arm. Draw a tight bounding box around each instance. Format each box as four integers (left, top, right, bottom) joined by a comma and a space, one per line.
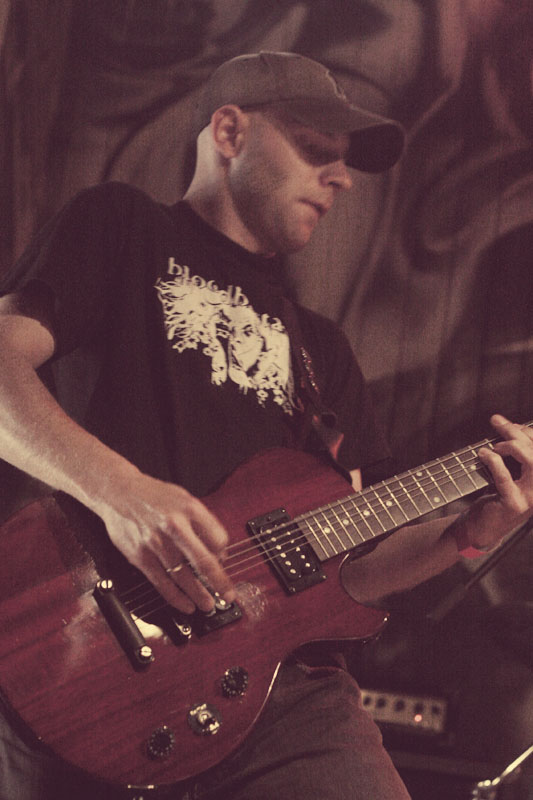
344, 416, 533, 603
0, 293, 234, 613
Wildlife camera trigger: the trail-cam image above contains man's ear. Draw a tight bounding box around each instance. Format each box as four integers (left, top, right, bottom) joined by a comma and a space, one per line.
210, 105, 249, 159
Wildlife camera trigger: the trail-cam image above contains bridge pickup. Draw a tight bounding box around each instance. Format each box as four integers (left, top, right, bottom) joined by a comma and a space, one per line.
247, 508, 326, 594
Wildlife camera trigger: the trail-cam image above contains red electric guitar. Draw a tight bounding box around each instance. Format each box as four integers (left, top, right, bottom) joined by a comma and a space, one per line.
0, 433, 507, 791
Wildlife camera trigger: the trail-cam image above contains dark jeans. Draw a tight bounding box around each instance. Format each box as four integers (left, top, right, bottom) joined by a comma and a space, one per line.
0, 662, 410, 800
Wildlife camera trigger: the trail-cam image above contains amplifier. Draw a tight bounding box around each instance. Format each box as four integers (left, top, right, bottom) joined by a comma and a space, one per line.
360, 687, 448, 736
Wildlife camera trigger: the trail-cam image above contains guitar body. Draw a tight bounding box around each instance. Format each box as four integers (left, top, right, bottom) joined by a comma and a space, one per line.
0, 448, 388, 790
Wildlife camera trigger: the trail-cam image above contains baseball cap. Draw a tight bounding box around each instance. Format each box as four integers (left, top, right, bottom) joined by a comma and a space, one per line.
193, 51, 405, 173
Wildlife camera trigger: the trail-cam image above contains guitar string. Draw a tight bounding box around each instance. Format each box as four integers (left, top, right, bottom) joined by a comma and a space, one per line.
121, 426, 533, 618
119, 441, 494, 609
120, 447, 498, 617
118, 444, 492, 602
217, 437, 498, 561
232, 422, 531, 557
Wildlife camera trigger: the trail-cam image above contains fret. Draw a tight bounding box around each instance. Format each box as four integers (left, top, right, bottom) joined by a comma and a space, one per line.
318, 509, 346, 554
349, 495, 387, 537
366, 487, 399, 530
433, 455, 463, 502
446, 452, 480, 494
424, 459, 460, 505
397, 473, 434, 516
297, 421, 533, 562
378, 476, 419, 521
328, 505, 359, 551
337, 500, 367, 543
413, 466, 444, 511
310, 513, 338, 558
345, 497, 379, 539
465, 448, 490, 490
318, 510, 344, 555
372, 483, 409, 527
301, 517, 332, 560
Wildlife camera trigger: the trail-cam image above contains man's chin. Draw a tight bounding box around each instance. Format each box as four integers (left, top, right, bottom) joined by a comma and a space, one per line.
259, 219, 315, 255
278, 223, 316, 254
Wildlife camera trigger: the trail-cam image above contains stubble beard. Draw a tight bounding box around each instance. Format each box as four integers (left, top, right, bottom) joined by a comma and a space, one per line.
230, 127, 309, 255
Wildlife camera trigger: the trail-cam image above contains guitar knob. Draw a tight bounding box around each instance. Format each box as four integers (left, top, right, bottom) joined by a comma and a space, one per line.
220, 666, 249, 698
146, 726, 175, 760
188, 702, 222, 735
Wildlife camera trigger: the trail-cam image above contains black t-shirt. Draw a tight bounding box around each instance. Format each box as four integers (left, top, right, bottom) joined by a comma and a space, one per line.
1, 182, 390, 497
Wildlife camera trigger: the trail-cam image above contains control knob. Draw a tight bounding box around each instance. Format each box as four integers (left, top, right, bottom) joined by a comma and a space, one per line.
146, 726, 175, 760
221, 666, 249, 698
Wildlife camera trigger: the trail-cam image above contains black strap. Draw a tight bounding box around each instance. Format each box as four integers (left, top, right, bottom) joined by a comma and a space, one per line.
281, 297, 341, 452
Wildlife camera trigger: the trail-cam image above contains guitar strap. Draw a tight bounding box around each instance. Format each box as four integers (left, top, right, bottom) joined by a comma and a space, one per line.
281, 297, 344, 460
282, 301, 391, 558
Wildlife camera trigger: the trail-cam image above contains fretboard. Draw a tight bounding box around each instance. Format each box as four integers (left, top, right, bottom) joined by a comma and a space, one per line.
298, 423, 532, 561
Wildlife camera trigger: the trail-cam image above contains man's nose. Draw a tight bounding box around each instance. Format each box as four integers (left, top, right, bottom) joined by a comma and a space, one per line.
321, 161, 353, 191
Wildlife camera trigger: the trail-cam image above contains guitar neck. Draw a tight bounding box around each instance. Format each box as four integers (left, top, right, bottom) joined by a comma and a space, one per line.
299, 424, 531, 562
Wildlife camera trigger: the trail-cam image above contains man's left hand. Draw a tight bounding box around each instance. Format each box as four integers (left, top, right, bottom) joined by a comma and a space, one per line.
458, 414, 533, 552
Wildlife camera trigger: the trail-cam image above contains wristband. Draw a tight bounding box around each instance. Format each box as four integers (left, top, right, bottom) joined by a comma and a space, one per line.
447, 516, 491, 559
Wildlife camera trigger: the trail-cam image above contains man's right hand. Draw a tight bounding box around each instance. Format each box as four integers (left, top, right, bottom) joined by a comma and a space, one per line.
96, 471, 235, 614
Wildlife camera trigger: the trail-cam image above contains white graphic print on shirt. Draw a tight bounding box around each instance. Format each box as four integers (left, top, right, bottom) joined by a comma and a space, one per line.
156, 260, 296, 414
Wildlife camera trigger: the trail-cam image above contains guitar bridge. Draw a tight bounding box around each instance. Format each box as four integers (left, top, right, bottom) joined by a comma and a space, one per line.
94, 579, 154, 669
192, 595, 243, 637
141, 593, 242, 640
247, 508, 326, 594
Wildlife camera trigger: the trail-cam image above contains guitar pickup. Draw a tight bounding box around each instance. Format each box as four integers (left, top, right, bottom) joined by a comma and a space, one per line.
247, 508, 326, 594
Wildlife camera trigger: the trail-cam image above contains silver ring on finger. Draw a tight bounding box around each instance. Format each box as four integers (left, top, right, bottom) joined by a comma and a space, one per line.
165, 563, 185, 576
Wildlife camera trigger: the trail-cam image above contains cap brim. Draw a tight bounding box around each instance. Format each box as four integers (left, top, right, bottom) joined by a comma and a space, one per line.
279, 98, 405, 173
346, 122, 405, 173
